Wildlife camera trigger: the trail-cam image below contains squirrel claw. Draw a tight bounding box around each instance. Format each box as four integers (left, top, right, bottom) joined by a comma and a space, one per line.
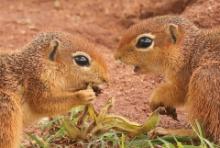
155, 106, 178, 121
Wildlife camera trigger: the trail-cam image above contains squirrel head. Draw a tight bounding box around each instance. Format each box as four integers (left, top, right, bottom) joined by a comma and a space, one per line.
115, 16, 197, 74
32, 32, 108, 92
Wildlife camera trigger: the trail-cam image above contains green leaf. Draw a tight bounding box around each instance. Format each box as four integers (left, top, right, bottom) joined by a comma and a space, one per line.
63, 118, 83, 139
120, 133, 125, 148
27, 133, 49, 148
141, 111, 160, 133
158, 137, 175, 148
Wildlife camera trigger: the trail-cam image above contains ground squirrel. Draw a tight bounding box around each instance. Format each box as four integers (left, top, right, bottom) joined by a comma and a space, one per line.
115, 15, 220, 142
0, 32, 108, 148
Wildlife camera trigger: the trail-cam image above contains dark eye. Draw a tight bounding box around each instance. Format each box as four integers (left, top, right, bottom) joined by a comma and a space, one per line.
136, 36, 153, 48
73, 55, 90, 66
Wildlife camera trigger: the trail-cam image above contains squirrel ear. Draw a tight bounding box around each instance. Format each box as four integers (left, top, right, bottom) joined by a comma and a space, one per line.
48, 40, 59, 61
167, 24, 180, 44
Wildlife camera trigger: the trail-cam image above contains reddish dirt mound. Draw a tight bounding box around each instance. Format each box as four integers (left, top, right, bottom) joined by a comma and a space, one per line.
0, 0, 220, 144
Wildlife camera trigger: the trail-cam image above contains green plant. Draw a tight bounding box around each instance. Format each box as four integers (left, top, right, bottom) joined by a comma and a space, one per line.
25, 98, 220, 148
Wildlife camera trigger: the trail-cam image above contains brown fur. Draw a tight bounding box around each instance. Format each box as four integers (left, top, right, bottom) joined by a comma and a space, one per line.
0, 32, 108, 148
115, 15, 220, 143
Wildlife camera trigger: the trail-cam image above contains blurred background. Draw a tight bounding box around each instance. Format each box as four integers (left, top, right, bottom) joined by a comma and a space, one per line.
0, 0, 219, 146
1, 0, 219, 49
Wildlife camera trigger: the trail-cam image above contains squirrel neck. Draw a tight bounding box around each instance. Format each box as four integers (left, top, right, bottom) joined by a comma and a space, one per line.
187, 30, 220, 70
0, 45, 45, 92
166, 28, 202, 86
167, 29, 220, 85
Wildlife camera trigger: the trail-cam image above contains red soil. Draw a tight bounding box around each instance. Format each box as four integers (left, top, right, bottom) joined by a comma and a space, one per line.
0, 0, 220, 145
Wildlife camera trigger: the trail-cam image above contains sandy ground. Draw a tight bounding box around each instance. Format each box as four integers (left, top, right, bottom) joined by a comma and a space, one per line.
0, 0, 220, 145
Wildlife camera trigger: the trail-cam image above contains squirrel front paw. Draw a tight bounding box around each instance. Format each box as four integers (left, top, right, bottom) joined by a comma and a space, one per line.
76, 88, 96, 104
150, 100, 178, 121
